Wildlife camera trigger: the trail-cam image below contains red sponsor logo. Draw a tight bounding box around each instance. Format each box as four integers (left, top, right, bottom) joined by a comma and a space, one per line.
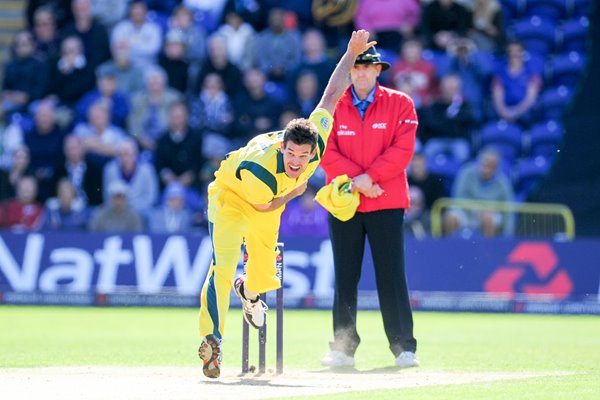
484, 242, 573, 300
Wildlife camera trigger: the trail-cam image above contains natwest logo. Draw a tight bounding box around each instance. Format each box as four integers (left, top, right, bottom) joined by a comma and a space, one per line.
0, 234, 213, 295
484, 242, 573, 300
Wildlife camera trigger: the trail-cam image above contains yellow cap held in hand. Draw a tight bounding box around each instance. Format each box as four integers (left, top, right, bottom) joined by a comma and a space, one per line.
314, 174, 360, 222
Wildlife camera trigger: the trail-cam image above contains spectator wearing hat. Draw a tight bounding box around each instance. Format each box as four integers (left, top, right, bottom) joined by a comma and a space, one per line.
159, 30, 191, 94
320, 44, 419, 369
75, 63, 130, 128
147, 182, 193, 233
87, 179, 143, 232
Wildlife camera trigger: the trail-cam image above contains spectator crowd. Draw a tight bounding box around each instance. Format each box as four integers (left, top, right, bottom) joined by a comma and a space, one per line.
0, 0, 590, 237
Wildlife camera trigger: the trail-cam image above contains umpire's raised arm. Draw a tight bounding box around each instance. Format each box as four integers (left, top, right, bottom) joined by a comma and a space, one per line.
316, 30, 376, 116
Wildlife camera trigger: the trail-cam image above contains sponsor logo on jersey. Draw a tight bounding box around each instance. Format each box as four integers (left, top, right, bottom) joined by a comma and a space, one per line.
372, 122, 387, 129
401, 119, 419, 125
337, 130, 356, 136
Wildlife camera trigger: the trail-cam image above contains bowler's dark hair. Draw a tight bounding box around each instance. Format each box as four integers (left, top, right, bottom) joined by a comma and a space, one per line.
283, 118, 319, 151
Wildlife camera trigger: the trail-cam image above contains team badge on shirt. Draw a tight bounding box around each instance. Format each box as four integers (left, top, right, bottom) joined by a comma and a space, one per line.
320, 117, 330, 130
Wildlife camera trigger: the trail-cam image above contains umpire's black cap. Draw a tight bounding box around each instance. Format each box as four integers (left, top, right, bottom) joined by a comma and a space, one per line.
354, 46, 391, 71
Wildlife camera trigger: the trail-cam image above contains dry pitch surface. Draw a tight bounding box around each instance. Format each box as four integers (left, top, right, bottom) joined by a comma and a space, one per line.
0, 366, 566, 400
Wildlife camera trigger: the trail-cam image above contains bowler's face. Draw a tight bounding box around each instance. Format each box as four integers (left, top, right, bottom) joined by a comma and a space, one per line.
280, 141, 316, 179
350, 64, 381, 93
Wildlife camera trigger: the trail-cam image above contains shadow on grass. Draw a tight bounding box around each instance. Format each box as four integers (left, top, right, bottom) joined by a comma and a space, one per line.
307, 366, 410, 374
203, 379, 309, 388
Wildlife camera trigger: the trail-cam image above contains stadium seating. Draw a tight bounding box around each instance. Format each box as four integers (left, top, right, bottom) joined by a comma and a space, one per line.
478, 120, 524, 162
510, 16, 557, 57
529, 119, 564, 158
567, 0, 591, 18
500, 0, 526, 21
524, 0, 567, 23
512, 156, 551, 200
547, 51, 586, 87
537, 85, 573, 120
559, 16, 589, 53
426, 153, 461, 193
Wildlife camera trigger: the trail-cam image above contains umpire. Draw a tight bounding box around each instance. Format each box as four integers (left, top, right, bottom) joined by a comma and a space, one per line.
320, 45, 419, 368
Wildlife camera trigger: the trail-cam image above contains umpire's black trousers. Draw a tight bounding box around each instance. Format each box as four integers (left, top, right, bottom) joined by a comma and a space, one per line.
328, 208, 417, 357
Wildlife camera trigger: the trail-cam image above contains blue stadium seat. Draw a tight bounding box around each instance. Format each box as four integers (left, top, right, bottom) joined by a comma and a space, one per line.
10, 112, 34, 132
478, 120, 524, 162
523, 51, 546, 75
510, 16, 557, 57
528, 120, 564, 158
501, 0, 527, 21
538, 85, 573, 120
559, 16, 589, 53
512, 156, 551, 201
567, 0, 591, 18
426, 153, 461, 193
547, 51, 586, 87
524, 0, 567, 23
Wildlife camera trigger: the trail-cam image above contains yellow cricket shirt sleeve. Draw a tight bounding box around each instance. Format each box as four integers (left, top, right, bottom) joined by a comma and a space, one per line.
237, 164, 277, 205
309, 108, 334, 160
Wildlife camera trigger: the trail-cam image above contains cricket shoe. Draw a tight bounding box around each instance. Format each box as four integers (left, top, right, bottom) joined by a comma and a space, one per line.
198, 334, 222, 378
233, 276, 268, 329
395, 351, 419, 369
320, 350, 355, 367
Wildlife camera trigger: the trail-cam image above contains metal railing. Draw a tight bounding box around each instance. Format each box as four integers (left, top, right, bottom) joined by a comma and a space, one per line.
430, 198, 575, 239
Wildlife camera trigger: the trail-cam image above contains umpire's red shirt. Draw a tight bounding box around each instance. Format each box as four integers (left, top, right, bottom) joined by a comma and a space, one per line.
320, 83, 418, 212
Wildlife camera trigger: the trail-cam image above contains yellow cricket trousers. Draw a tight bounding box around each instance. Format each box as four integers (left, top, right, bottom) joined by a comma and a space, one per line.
199, 186, 283, 339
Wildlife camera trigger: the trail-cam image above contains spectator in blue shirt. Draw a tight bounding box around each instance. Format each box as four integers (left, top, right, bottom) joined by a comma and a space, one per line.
491, 41, 542, 127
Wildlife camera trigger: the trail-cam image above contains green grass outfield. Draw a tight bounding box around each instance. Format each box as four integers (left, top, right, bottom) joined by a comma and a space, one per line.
0, 306, 599, 399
